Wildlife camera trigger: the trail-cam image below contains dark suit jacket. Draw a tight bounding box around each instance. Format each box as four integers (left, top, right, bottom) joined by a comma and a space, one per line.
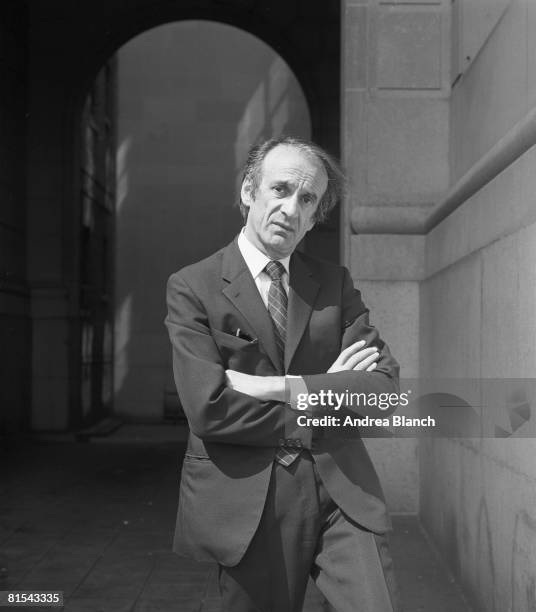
165, 237, 399, 567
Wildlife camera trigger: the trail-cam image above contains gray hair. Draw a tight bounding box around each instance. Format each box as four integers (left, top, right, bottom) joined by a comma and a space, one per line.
238, 136, 345, 224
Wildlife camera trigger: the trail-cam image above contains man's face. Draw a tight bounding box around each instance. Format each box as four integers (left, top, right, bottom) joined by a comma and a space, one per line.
241, 145, 328, 259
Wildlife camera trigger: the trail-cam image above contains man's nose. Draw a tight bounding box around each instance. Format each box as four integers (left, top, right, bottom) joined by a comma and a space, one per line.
280, 192, 299, 216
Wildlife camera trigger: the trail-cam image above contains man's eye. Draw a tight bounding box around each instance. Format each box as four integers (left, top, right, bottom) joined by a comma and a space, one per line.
273, 185, 285, 194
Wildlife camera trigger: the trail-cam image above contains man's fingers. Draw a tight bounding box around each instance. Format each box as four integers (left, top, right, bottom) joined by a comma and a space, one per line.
366, 362, 377, 372
335, 340, 366, 365
344, 347, 378, 370
327, 342, 381, 373
352, 351, 379, 371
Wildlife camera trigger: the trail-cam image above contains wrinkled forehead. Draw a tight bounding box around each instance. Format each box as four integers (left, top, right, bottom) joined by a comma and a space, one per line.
261, 144, 328, 194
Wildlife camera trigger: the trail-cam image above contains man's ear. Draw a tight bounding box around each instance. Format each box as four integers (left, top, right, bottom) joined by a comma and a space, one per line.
240, 180, 253, 208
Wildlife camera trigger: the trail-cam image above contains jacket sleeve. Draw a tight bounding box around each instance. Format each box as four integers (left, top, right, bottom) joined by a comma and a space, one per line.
165, 271, 311, 448
301, 267, 400, 418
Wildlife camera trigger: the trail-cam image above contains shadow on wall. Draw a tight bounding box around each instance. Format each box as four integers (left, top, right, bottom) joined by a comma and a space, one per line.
112, 20, 311, 421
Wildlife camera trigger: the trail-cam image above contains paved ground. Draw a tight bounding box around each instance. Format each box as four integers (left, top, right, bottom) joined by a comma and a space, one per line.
0, 426, 472, 611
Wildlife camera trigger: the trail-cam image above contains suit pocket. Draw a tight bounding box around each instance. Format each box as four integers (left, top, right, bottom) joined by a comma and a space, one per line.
177, 449, 273, 565
210, 327, 276, 375
211, 327, 265, 370
184, 453, 211, 462
211, 328, 256, 349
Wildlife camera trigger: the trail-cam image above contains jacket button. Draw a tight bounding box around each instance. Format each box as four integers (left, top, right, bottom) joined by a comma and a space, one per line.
278, 438, 285, 446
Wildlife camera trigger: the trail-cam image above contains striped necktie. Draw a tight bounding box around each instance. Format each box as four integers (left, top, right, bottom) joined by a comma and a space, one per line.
265, 260, 287, 367
265, 261, 300, 467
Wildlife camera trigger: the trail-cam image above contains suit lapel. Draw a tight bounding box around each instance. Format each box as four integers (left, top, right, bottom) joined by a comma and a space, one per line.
221, 238, 283, 372
285, 252, 320, 371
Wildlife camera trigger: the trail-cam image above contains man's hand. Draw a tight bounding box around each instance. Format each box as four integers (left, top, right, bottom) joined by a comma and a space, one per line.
225, 340, 379, 402
225, 370, 287, 402
327, 340, 379, 373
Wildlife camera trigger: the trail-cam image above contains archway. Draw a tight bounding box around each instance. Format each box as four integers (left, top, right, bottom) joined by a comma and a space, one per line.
24, 1, 340, 432
110, 20, 311, 420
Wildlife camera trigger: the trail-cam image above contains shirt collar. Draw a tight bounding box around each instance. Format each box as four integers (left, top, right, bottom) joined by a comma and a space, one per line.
237, 229, 291, 280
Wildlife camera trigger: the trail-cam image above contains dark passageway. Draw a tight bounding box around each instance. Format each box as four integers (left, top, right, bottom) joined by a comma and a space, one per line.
1, 432, 471, 611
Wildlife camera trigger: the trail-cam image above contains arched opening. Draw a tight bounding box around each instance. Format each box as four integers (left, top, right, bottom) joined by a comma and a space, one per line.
22, 0, 340, 433
78, 20, 313, 424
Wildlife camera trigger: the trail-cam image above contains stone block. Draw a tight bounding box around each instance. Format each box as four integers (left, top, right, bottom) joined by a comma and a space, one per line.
482, 438, 536, 485
343, 90, 367, 202
365, 437, 418, 512
481, 232, 519, 379
457, 0, 510, 75
351, 203, 431, 234
344, 4, 368, 89
419, 251, 481, 379
376, 9, 442, 90
342, 265, 420, 517
516, 223, 536, 377
481, 222, 536, 381
470, 439, 536, 612
367, 98, 449, 204
450, 0, 527, 182
528, 0, 536, 110
419, 438, 486, 597
351, 234, 425, 280
425, 145, 536, 278
354, 280, 419, 378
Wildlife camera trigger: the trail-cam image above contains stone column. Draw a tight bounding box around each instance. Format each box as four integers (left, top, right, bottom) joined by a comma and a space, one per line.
341, 0, 451, 513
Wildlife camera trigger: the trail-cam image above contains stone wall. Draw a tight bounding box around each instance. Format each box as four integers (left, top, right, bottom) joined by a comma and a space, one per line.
420, 1, 536, 609
343, 5, 536, 609
342, 0, 451, 514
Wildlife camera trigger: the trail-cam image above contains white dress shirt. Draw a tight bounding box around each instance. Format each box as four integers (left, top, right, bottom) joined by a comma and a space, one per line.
236, 229, 305, 401
237, 229, 290, 305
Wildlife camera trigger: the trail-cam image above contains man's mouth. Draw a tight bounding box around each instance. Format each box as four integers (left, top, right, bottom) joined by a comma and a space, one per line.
272, 221, 294, 233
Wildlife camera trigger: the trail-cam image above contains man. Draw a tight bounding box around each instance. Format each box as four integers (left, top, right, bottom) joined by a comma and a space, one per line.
165, 137, 400, 611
